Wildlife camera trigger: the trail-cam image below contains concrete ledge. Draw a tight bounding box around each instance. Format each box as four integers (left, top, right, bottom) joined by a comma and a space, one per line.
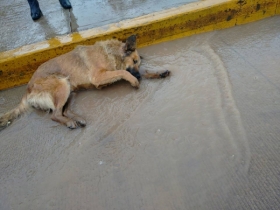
0, 0, 279, 90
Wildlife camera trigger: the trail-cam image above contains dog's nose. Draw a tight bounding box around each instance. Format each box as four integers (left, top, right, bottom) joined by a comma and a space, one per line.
135, 73, 141, 80
127, 67, 141, 80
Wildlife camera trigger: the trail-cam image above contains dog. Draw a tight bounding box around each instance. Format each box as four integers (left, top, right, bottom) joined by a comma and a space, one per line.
0, 35, 170, 130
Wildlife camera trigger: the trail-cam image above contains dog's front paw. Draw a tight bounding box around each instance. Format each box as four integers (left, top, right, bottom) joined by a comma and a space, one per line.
160, 70, 171, 78
131, 78, 140, 88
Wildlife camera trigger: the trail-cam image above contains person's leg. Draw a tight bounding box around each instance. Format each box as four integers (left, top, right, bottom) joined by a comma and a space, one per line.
27, 0, 42, 20
59, 0, 72, 9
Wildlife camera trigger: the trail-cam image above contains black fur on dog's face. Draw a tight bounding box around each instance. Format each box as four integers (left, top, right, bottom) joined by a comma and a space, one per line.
125, 50, 142, 80
123, 35, 142, 80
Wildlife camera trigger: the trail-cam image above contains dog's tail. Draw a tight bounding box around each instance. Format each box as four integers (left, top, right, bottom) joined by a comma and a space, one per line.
0, 94, 31, 131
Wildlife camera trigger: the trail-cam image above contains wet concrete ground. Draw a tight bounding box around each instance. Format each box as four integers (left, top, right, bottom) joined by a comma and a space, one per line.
0, 0, 196, 52
1, 16, 280, 209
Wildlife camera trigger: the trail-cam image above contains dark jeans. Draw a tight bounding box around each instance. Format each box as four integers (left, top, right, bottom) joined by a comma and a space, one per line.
27, 0, 72, 20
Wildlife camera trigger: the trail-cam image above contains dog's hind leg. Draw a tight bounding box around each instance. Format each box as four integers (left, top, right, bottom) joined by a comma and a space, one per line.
28, 76, 79, 129
63, 92, 86, 127
49, 79, 80, 129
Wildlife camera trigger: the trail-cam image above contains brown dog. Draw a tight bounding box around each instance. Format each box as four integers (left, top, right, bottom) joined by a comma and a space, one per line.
0, 35, 170, 130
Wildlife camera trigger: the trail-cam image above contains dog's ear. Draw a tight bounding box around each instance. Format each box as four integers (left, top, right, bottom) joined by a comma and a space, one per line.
124, 35, 137, 54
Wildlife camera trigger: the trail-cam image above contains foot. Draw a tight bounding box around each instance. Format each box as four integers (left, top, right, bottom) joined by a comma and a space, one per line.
66, 118, 86, 129
27, 0, 42, 20
0, 119, 11, 131
59, 0, 72, 9
72, 117, 86, 127
159, 70, 171, 78
131, 77, 140, 88
66, 119, 78, 129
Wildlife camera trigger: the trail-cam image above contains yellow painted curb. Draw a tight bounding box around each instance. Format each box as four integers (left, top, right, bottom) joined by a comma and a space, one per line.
277, 0, 280, 14
0, 0, 279, 90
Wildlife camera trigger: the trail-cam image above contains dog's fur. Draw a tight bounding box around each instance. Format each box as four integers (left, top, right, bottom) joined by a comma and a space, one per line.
0, 35, 170, 130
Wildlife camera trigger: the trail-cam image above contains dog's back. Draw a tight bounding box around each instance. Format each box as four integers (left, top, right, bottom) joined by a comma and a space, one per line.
28, 39, 125, 91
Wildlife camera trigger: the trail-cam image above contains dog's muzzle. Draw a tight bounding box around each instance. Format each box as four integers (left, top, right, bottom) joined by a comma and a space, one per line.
126, 67, 141, 80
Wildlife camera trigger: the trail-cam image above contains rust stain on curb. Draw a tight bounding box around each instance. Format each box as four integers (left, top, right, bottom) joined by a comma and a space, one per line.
0, 0, 279, 90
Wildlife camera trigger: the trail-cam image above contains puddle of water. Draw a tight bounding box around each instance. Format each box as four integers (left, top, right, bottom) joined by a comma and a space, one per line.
70, 0, 197, 32
0, 39, 249, 209
0, 0, 197, 51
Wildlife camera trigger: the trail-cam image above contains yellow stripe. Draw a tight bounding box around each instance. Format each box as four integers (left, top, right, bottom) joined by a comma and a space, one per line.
277, 0, 280, 14
0, 0, 279, 90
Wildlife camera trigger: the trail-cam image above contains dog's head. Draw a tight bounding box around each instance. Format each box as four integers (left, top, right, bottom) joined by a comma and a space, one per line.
123, 35, 142, 80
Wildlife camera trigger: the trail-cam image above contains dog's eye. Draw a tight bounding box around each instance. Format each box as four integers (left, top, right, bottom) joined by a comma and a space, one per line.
133, 60, 138, 64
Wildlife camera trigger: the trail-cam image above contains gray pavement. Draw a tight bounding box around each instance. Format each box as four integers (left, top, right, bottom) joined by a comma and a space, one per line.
0, 16, 280, 209
0, 0, 196, 52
